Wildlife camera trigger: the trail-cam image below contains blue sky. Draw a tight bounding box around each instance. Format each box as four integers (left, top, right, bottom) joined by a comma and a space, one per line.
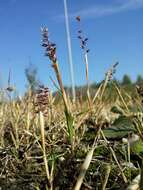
0, 0, 143, 93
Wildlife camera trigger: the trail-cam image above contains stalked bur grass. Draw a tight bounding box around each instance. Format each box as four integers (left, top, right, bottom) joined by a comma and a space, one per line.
41, 27, 75, 150
76, 16, 91, 108
100, 62, 119, 100
41, 27, 69, 112
34, 86, 56, 189
90, 63, 119, 123
91, 63, 119, 110
34, 85, 50, 117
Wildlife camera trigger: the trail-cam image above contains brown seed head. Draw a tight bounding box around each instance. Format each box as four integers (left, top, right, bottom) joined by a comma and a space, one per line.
34, 85, 50, 116
105, 62, 119, 82
41, 27, 57, 62
76, 16, 90, 54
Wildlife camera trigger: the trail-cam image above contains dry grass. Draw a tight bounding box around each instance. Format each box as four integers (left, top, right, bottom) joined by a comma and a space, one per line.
0, 76, 143, 190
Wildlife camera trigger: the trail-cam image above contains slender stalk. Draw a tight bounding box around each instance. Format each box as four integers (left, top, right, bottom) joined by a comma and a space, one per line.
113, 82, 129, 112
64, 0, 76, 102
92, 83, 103, 103
74, 126, 101, 190
76, 17, 91, 106
101, 164, 111, 190
39, 112, 50, 183
52, 62, 69, 112
74, 147, 95, 190
84, 52, 91, 107
101, 130, 128, 184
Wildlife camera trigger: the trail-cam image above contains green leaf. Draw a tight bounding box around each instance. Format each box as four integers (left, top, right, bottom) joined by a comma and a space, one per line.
131, 140, 143, 156
64, 109, 74, 144
103, 116, 136, 139
111, 106, 124, 115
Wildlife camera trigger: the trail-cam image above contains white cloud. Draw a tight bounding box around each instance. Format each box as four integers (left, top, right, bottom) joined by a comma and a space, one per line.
58, 0, 143, 20
121, 0, 143, 9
